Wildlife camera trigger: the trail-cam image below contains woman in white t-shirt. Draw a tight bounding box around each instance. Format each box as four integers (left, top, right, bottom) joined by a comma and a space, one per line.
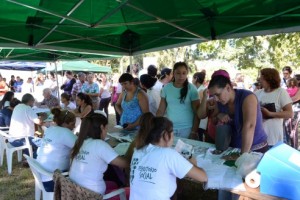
130, 114, 207, 200
255, 68, 293, 147
36, 108, 77, 192
69, 113, 129, 195
60, 92, 76, 110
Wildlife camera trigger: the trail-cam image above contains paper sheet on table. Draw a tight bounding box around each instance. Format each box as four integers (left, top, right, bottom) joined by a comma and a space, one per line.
114, 142, 131, 155
108, 132, 134, 142
175, 139, 194, 158
197, 157, 245, 191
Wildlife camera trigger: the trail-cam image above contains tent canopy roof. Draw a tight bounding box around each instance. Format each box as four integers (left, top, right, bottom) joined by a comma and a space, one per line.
1, 0, 300, 56
46, 61, 112, 73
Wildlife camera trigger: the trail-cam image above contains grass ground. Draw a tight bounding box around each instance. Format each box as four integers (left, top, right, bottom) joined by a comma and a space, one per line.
0, 107, 219, 200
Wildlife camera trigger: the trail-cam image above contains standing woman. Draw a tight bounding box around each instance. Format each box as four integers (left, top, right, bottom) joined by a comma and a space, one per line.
198, 70, 268, 156
61, 71, 76, 96
255, 68, 293, 147
69, 113, 129, 195
159, 67, 173, 86
115, 73, 149, 130
36, 108, 77, 192
156, 62, 199, 138
99, 74, 111, 119
81, 73, 100, 110
130, 114, 207, 200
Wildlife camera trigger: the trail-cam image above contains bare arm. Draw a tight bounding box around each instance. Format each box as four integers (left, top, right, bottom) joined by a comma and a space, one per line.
186, 166, 208, 183
110, 156, 130, 169
241, 94, 257, 153
115, 92, 124, 115
156, 97, 167, 116
86, 92, 99, 97
191, 100, 200, 136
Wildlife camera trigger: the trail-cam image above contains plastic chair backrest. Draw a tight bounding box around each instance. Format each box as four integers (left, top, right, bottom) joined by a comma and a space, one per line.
24, 154, 52, 190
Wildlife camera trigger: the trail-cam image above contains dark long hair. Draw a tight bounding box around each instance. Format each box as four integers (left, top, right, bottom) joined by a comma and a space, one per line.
51, 108, 75, 126
0, 91, 14, 109
136, 113, 173, 149
173, 62, 189, 103
76, 92, 93, 106
208, 75, 232, 89
71, 113, 108, 160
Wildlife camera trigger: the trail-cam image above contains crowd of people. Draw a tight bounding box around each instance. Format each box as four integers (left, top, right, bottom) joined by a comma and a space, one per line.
0, 63, 299, 199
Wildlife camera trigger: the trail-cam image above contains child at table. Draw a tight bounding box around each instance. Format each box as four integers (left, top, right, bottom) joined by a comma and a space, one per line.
129, 113, 207, 200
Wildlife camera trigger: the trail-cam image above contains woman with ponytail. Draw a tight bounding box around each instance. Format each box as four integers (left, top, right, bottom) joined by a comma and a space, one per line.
36, 108, 77, 192
130, 113, 207, 200
69, 113, 129, 195
157, 62, 200, 138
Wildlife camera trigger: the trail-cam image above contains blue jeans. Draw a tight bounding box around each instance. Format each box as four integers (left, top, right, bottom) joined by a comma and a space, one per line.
173, 128, 192, 138
10, 136, 41, 158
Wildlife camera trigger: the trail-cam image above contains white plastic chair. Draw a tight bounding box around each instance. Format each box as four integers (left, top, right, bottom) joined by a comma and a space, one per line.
24, 154, 57, 200
0, 130, 33, 174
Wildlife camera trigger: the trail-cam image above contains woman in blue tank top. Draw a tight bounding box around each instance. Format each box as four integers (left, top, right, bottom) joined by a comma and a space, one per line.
198, 70, 268, 159
115, 73, 149, 130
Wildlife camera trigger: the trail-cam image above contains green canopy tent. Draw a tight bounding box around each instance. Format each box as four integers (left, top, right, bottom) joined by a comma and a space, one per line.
0, 47, 119, 61
46, 61, 112, 73
0, 0, 300, 56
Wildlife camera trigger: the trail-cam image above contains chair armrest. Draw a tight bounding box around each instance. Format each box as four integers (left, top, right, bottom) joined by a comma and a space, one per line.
103, 188, 125, 199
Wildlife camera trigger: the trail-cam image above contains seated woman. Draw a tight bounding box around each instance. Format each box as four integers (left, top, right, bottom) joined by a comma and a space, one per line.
36, 108, 77, 192
130, 114, 207, 200
198, 70, 268, 157
60, 92, 76, 110
69, 113, 129, 195
0, 98, 20, 127
0, 91, 14, 110
72, 92, 93, 118
115, 73, 149, 130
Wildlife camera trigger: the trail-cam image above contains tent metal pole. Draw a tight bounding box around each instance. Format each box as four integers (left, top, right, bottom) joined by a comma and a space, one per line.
6, 0, 90, 27
221, 5, 300, 37
92, 0, 129, 27
0, 36, 27, 45
36, 0, 85, 46
34, 24, 128, 51
129, 56, 132, 74
5, 49, 14, 58
55, 62, 60, 101
126, 3, 208, 40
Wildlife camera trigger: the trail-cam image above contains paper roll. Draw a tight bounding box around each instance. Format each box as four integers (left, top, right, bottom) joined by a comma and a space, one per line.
245, 169, 261, 188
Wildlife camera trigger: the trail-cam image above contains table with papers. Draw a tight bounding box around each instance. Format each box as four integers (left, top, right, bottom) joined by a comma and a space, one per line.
107, 133, 282, 199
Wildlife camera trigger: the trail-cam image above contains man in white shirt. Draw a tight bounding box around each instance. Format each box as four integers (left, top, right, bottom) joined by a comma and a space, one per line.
9, 93, 45, 157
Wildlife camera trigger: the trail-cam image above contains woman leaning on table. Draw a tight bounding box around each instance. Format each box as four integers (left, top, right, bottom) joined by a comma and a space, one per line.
198, 70, 268, 158
129, 113, 207, 200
